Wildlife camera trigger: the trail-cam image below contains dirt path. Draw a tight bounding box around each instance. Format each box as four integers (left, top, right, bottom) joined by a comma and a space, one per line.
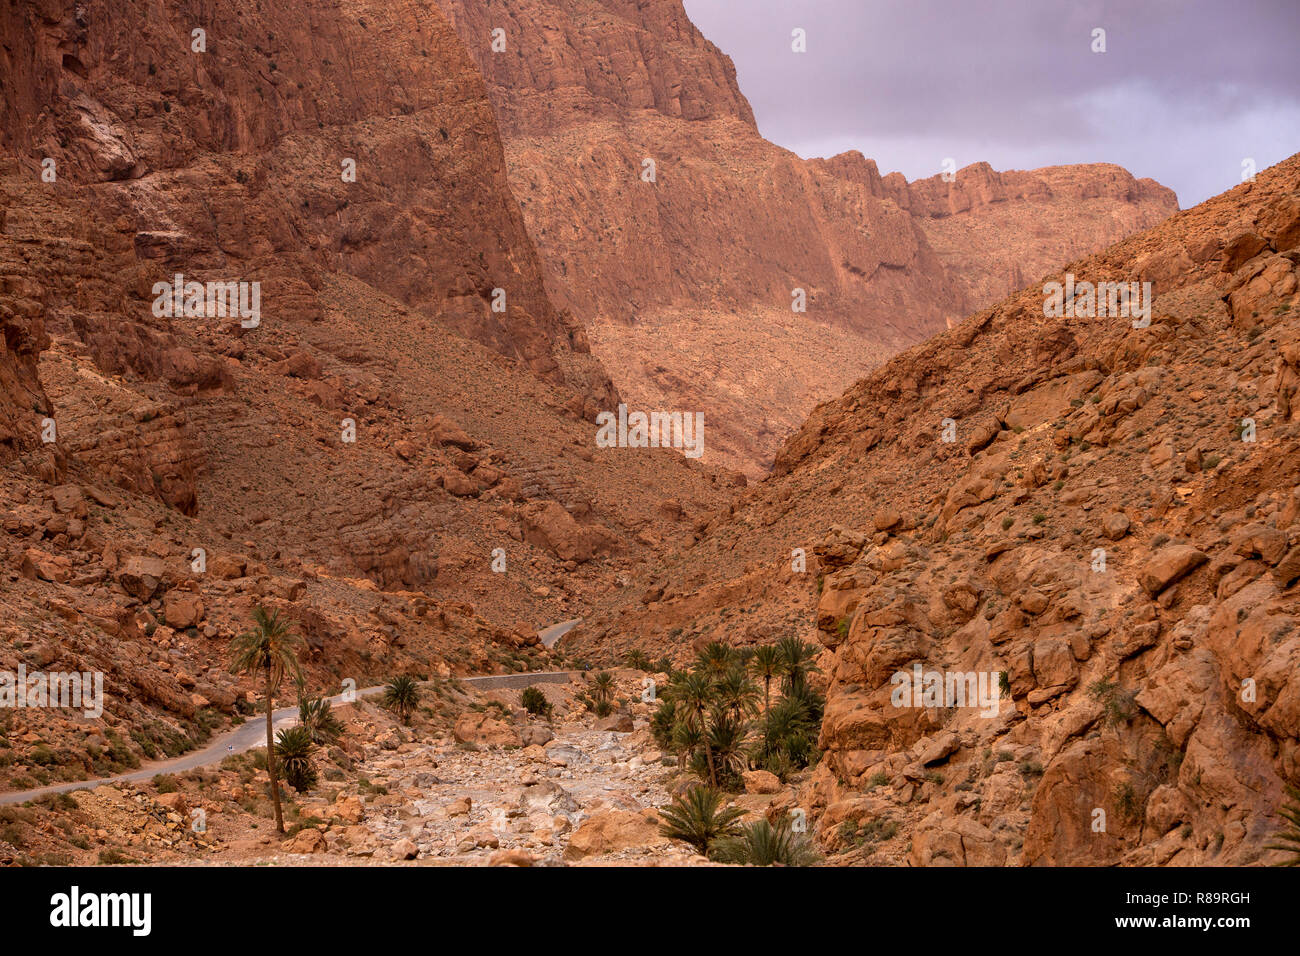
0, 669, 579, 807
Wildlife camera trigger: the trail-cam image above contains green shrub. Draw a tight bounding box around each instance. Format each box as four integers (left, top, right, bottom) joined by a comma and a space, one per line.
712, 817, 819, 866
382, 675, 420, 725
1267, 785, 1300, 866
521, 686, 552, 718
274, 726, 318, 792
657, 787, 744, 855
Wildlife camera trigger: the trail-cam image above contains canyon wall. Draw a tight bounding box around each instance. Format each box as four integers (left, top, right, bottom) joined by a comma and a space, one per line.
438, 0, 1177, 475
576, 151, 1300, 866
0, 0, 729, 780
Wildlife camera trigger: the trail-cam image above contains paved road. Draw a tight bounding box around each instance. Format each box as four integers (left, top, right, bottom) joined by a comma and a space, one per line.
0, 662, 582, 807
538, 618, 582, 648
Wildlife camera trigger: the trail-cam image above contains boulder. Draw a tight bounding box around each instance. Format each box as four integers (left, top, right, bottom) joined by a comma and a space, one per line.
489, 848, 537, 867
563, 809, 667, 860
1139, 546, 1208, 596
283, 828, 327, 854
1103, 512, 1131, 541
742, 769, 782, 794
453, 713, 521, 748
118, 555, 168, 600
19, 548, 71, 583
594, 712, 634, 733
163, 591, 205, 629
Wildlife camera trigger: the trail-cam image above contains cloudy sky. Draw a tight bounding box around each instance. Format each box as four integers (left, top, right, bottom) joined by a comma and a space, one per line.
683, 0, 1300, 208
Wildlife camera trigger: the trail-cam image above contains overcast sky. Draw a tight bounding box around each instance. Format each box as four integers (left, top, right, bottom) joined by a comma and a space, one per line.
683, 0, 1300, 208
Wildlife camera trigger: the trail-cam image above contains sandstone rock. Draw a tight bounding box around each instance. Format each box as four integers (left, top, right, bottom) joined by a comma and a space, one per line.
521, 501, 615, 564
873, 506, 902, 532
163, 591, 204, 629
911, 815, 1006, 867
742, 769, 782, 794
50, 484, 88, 517
19, 548, 71, 583
1139, 546, 1209, 596
520, 724, 555, 747
283, 828, 327, 854
453, 713, 521, 748
117, 555, 168, 600
1103, 512, 1131, 540
563, 809, 666, 860
1274, 546, 1300, 588
429, 415, 476, 450
594, 712, 634, 733
489, 848, 537, 867
327, 795, 364, 825
391, 837, 419, 860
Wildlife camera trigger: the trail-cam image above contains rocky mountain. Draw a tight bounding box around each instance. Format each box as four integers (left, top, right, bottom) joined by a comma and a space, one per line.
0, 0, 732, 787
572, 152, 1300, 866
437, 0, 1177, 475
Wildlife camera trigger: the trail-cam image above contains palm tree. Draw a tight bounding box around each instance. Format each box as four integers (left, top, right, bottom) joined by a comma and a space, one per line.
625, 649, 651, 671
761, 691, 820, 768
670, 716, 702, 770
776, 636, 819, 693
590, 671, 616, 716
750, 644, 781, 714
712, 816, 820, 866
274, 725, 318, 792
229, 605, 302, 834
669, 669, 718, 786
657, 786, 744, 855
694, 640, 734, 678
650, 697, 678, 751
1266, 785, 1300, 866
382, 675, 420, 725
297, 685, 343, 746
715, 666, 759, 720
699, 707, 749, 787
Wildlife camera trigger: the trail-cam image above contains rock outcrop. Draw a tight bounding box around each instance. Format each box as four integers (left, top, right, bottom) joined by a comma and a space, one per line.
579, 151, 1300, 866
0, 0, 731, 787
438, 0, 1177, 474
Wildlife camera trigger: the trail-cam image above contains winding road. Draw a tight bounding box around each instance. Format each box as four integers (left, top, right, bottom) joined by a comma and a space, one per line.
0, 619, 584, 807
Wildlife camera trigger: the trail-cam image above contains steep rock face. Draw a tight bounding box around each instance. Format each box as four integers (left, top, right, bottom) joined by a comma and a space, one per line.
0, 0, 614, 409
0, 0, 723, 596
905, 161, 1179, 311
438, 0, 1176, 475
0, 177, 52, 462
438, 0, 756, 137
0, 0, 735, 780
576, 152, 1300, 866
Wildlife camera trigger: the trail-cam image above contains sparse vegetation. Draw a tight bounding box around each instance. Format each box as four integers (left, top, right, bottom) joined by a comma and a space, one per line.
382, 675, 420, 725
657, 786, 744, 855
229, 605, 303, 834
712, 816, 820, 866
274, 725, 318, 792
1089, 677, 1137, 728
521, 686, 552, 718
1266, 785, 1300, 866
